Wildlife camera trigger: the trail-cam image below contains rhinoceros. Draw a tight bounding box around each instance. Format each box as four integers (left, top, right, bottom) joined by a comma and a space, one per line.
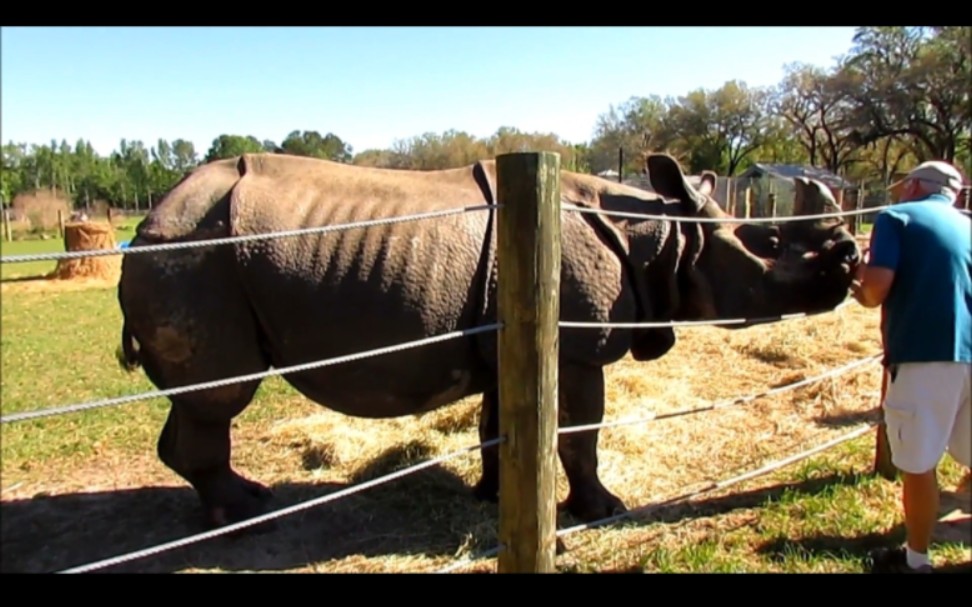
116, 151, 860, 528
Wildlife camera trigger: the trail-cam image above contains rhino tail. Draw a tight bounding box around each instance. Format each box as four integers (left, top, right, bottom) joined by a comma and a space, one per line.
117, 321, 141, 372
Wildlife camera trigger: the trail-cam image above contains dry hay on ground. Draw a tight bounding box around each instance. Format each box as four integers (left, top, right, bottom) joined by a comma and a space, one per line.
0, 275, 121, 295
1, 303, 887, 573
47, 221, 121, 282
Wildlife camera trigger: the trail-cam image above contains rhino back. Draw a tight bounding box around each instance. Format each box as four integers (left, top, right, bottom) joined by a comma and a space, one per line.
226, 155, 497, 416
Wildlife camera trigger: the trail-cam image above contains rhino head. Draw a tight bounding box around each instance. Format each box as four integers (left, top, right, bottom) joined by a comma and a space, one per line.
609, 153, 861, 360
649, 153, 859, 320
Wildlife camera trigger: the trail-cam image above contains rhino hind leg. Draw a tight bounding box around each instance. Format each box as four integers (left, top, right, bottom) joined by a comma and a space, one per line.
557, 364, 627, 521
472, 387, 499, 502
120, 242, 274, 531
157, 390, 273, 530
470, 364, 626, 522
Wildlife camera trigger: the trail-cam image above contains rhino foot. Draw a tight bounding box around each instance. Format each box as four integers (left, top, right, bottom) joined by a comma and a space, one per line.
237, 474, 273, 500
200, 472, 275, 535
471, 476, 499, 503
559, 488, 627, 523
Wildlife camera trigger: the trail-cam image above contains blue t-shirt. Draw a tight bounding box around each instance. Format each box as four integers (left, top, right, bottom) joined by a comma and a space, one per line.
868, 193, 972, 365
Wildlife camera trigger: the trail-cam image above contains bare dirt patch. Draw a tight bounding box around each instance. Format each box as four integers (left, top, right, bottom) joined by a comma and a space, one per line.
1, 302, 890, 573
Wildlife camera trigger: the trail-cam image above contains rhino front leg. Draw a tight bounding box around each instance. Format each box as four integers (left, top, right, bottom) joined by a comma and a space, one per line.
472, 387, 500, 502
558, 364, 627, 521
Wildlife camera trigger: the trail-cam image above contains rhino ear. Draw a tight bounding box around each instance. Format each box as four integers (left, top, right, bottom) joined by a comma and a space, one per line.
646, 153, 706, 213
792, 177, 808, 215
793, 177, 841, 217
698, 171, 717, 196
806, 178, 842, 215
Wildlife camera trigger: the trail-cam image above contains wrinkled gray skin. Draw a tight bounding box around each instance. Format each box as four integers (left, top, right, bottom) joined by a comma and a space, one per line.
117, 152, 860, 528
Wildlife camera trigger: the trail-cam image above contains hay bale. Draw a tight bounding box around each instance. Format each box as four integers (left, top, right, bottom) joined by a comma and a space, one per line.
49, 221, 121, 282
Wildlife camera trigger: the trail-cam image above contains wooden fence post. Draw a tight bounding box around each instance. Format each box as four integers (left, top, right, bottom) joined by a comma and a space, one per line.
725, 177, 732, 215
495, 151, 561, 574
727, 179, 736, 216
873, 368, 897, 480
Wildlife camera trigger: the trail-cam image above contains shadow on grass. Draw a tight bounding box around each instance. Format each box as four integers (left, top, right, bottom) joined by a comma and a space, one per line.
812, 408, 881, 429
1, 442, 498, 574
0, 273, 51, 284
756, 528, 971, 573
758, 529, 901, 563
566, 469, 871, 532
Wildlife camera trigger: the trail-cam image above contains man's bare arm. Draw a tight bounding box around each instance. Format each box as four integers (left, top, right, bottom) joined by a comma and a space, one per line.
852, 263, 895, 308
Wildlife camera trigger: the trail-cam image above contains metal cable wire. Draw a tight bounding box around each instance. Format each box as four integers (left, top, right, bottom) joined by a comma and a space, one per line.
556, 353, 881, 436
3, 196, 903, 265
57, 437, 504, 574
555, 423, 876, 538
0, 204, 498, 264
0, 323, 501, 424
559, 299, 853, 330
0, 295, 857, 425
561, 202, 890, 224
433, 422, 876, 573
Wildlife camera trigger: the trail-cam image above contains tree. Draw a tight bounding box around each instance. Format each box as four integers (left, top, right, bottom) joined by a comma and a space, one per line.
204, 134, 265, 162
279, 130, 353, 162
773, 63, 862, 175
841, 26, 971, 162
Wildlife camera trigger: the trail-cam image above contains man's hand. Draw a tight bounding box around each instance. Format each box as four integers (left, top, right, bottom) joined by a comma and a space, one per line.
849, 248, 869, 303
851, 247, 894, 308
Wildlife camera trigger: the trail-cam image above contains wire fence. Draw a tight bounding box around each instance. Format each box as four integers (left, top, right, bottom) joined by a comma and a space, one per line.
0, 323, 502, 425
53, 348, 879, 574
0, 204, 499, 264
0, 196, 892, 266
434, 422, 878, 573
58, 437, 504, 574
1, 160, 898, 573
561, 201, 893, 224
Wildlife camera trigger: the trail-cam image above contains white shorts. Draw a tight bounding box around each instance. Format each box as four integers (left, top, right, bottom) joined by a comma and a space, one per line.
883, 361, 971, 474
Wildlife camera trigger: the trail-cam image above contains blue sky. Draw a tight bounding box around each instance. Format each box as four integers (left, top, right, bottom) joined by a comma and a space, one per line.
1, 26, 860, 158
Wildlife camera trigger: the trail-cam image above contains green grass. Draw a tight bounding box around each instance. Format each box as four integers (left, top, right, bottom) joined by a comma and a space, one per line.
604, 438, 970, 573
1, 287, 160, 462
0, 285, 310, 468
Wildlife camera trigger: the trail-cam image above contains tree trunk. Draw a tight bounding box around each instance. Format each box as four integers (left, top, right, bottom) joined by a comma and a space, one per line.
49, 221, 121, 282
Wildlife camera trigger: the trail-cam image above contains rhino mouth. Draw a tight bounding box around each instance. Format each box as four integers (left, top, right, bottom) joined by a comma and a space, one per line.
750, 230, 860, 313
819, 237, 861, 277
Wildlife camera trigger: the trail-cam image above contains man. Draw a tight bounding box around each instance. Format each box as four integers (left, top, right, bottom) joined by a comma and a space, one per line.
851, 159, 971, 573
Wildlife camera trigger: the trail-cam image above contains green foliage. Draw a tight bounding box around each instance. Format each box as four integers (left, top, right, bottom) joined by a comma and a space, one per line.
279, 130, 352, 162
